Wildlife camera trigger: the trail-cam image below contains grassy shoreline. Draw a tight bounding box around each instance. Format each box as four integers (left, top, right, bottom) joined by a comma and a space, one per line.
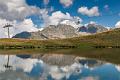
0, 48, 120, 64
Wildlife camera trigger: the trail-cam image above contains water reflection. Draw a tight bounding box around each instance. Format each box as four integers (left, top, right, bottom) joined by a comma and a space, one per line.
0, 54, 120, 80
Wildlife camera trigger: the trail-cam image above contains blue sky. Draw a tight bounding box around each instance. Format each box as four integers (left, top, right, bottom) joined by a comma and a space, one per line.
0, 0, 120, 38
26, 0, 120, 27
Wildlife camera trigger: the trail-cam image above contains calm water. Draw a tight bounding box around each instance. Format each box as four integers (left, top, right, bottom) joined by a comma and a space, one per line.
0, 54, 120, 80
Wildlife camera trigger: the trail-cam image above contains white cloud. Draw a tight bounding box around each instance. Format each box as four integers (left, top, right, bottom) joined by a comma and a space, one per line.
60, 0, 73, 7
115, 65, 120, 72
0, 0, 83, 38
0, 0, 47, 21
48, 11, 73, 25
0, 0, 51, 38
84, 21, 96, 27
78, 6, 100, 17
46, 11, 82, 26
115, 21, 120, 28
0, 55, 82, 79
0, 18, 38, 38
49, 66, 66, 80
89, 21, 96, 24
48, 62, 82, 80
13, 18, 38, 34
0, 55, 43, 73
60, 17, 83, 28
11, 57, 42, 73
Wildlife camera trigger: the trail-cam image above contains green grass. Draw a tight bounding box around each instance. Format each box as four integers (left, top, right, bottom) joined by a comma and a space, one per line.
1, 28, 120, 49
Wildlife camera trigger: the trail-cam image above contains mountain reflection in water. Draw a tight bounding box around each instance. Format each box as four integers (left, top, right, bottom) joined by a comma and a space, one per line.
0, 54, 120, 80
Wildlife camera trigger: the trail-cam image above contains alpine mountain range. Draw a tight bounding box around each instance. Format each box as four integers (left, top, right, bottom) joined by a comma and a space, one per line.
13, 19, 113, 40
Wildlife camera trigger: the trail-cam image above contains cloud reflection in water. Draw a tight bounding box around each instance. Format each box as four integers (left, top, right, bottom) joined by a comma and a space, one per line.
0, 54, 119, 80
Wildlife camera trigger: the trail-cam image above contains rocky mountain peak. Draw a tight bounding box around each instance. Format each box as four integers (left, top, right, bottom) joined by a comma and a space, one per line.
13, 24, 78, 39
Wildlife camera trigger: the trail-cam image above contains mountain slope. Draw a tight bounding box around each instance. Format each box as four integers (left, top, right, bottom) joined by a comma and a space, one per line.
13, 23, 108, 39
87, 24, 108, 33
39, 24, 78, 39
12, 32, 31, 39
77, 24, 108, 33
13, 24, 78, 39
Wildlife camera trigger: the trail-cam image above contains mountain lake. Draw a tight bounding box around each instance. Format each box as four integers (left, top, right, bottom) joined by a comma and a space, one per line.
0, 49, 120, 80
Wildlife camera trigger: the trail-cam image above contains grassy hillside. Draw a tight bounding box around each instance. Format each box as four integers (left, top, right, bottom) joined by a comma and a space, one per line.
0, 28, 120, 49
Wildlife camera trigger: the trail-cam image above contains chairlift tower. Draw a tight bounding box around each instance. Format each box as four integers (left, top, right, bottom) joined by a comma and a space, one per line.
3, 24, 13, 69
3, 24, 13, 38
4, 55, 12, 69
